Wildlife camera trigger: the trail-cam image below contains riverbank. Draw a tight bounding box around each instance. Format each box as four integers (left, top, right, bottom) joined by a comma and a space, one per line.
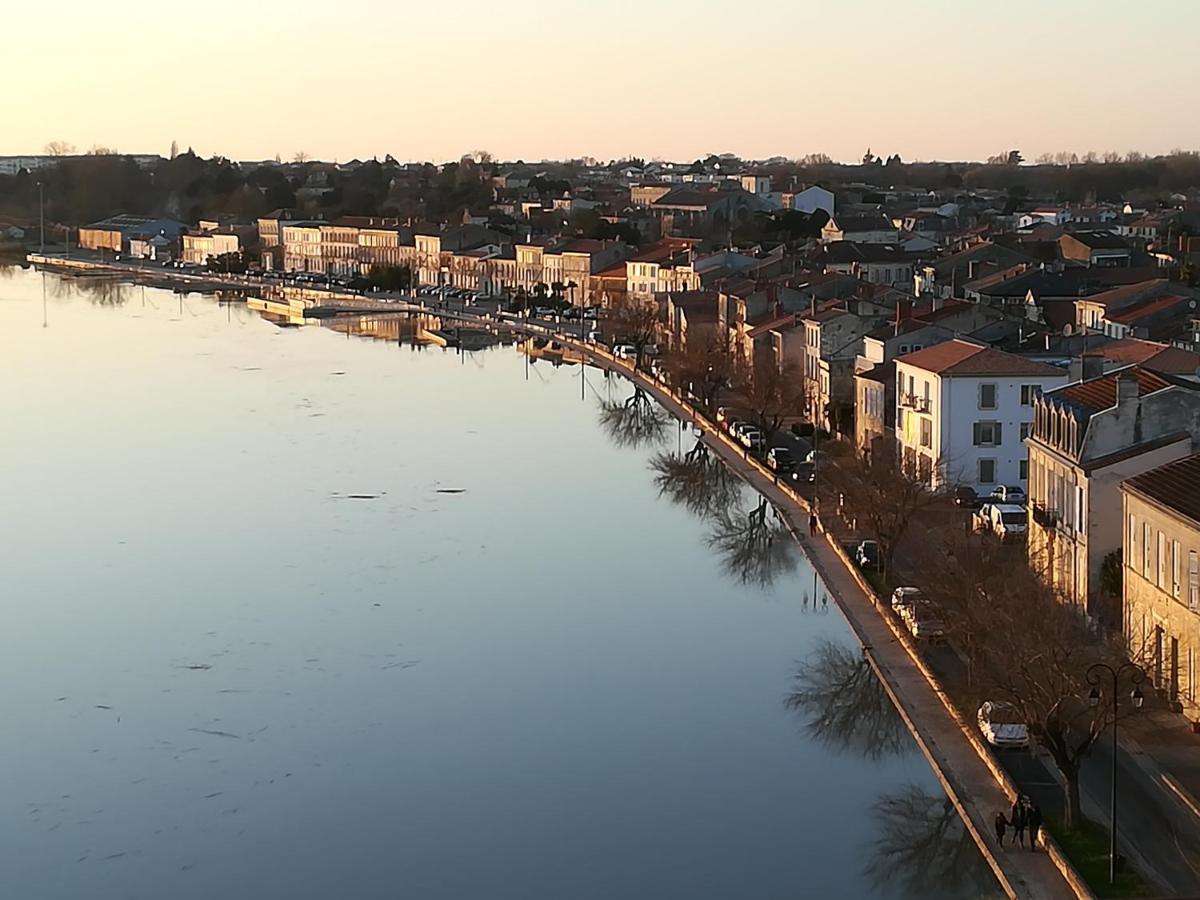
26, 255, 1080, 898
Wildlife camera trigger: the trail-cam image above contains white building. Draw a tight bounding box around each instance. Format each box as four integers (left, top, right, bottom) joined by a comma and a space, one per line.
894, 339, 1069, 491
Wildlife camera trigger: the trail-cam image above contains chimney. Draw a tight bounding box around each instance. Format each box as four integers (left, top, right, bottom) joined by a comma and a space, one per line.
1116, 372, 1140, 407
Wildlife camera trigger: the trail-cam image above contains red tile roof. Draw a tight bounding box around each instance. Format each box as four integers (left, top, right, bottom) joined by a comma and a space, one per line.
1105, 293, 1192, 325
1053, 366, 1173, 414
1084, 338, 1200, 374
746, 313, 800, 338
896, 339, 1065, 377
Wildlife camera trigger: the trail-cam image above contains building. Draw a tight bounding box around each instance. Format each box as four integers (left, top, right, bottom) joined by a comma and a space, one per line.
182, 228, 241, 266
822, 241, 914, 286
776, 185, 834, 216
1121, 454, 1200, 727
855, 361, 896, 461
820, 212, 899, 245
1076, 279, 1198, 341
1059, 231, 1132, 268
78, 215, 185, 254
802, 305, 882, 434
625, 239, 700, 301
894, 339, 1068, 490
1027, 366, 1200, 617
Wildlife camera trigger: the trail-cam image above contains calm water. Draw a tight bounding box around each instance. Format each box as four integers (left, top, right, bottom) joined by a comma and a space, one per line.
0, 267, 997, 899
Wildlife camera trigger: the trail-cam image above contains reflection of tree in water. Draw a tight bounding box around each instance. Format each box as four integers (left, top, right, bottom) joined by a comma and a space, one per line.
650, 440, 742, 518
51, 276, 132, 306
598, 387, 668, 448
864, 785, 1000, 899
785, 640, 908, 761
706, 496, 796, 588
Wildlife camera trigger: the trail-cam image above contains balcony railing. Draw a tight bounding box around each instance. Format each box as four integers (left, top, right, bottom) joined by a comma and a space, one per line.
1031, 504, 1060, 529
899, 392, 931, 413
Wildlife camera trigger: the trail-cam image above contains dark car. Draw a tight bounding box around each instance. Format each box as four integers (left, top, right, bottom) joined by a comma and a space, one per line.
954, 485, 984, 509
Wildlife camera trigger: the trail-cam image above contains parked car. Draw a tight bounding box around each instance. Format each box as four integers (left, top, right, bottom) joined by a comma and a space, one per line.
766, 446, 795, 472
890, 586, 922, 617
953, 485, 984, 509
805, 449, 825, 465
854, 540, 880, 570
586, 329, 604, 343
904, 600, 947, 641
612, 344, 637, 360
989, 485, 1027, 506
977, 701, 1030, 749
739, 426, 765, 451
987, 503, 1028, 541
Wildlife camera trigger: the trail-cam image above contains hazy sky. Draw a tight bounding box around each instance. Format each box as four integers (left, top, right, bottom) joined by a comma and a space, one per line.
6, 0, 1198, 164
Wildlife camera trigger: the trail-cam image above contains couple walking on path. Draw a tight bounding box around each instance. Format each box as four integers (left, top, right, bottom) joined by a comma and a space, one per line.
994, 796, 1042, 850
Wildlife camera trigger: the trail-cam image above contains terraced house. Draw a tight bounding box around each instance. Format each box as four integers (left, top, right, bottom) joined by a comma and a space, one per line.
1121, 455, 1200, 729
1026, 366, 1200, 618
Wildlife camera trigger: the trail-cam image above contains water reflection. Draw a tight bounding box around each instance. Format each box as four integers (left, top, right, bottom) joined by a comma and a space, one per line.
49, 274, 134, 306
864, 785, 1001, 899
706, 497, 797, 588
648, 441, 796, 588
650, 441, 741, 518
597, 386, 669, 448
785, 640, 909, 761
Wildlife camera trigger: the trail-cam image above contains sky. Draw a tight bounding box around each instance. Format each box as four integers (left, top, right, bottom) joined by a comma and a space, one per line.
5, 0, 1199, 165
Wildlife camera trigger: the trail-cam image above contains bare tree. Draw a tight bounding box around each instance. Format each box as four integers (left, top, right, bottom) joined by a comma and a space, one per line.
43, 140, 75, 157
911, 528, 1144, 826
605, 295, 662, 367
661, 330, 736, 412
292, 151, 310, 164
598, 386, 668, 448
733, 358, 805, 445
87, 145, 118, 156
817, 442, 953, 576
785, 640, 910, 761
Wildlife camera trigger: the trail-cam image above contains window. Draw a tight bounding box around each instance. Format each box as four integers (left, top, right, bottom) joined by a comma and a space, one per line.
1077, 486, 1086, 533
1158, 531, 1167, 588
920, 418, 932, 449
1020, 384, 1041, 406
973, 421, 1002, 446
1144, 523, 1152, 579
1019, 459, 1028, 480
1173, 540, 1181, 599
978, 458, 996, 484
1020, 422, 1031, 441
1128, 514, 1137, 568
1190, 550, 1199, 610
979, 383, 997, 409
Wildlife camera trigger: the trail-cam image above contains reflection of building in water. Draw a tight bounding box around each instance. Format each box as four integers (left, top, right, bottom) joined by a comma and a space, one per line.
517, 336, 585, 366
321, 313, 508, 351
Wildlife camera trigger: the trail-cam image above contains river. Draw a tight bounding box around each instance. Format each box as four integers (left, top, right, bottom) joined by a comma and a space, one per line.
0, 266, 999, 899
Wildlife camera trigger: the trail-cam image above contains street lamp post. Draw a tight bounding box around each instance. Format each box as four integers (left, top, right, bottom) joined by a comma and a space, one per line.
1086, 661, 1146, 884
37, 181, 45, 254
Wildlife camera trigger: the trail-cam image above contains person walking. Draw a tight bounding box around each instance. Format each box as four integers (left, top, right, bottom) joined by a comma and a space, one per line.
1009, 797, 1027, 848
1026, 800, 1042, 852
808, 511, 818, 536
993, 811, 1008, 846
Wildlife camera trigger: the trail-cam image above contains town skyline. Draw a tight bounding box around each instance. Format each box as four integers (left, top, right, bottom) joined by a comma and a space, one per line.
6, 0, 1199, 164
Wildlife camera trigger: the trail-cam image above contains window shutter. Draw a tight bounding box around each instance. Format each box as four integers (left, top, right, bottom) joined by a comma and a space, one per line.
994, 423, 1003, 445
973, 423, 982, 446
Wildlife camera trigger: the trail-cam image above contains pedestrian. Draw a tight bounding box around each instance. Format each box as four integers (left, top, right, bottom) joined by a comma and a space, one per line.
1009, 798, 1027, 848
809, 511, 818, 536
1026, 800, 1042, 852
993, 811, 1008, 846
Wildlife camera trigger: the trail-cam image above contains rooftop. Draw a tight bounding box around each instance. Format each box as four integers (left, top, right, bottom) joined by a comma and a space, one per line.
896, 338, 1065, 377
1050, 366, 1176, 415
1085, 338, 1200, 374
1124, 453, 1200, 527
